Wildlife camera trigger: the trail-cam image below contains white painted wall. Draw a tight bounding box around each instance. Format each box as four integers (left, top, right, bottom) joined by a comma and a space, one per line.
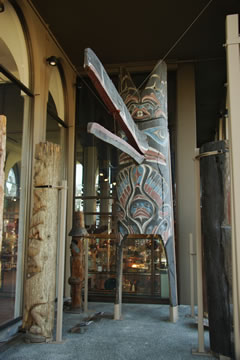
0, 1, 29, 86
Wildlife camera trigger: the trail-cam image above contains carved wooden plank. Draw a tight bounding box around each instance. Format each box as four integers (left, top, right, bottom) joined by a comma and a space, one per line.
84, 48, 148, 155
0, 116, 6, 249
200, 140, 233, 357
87, 122, 144, 164
23, 142, 61, 341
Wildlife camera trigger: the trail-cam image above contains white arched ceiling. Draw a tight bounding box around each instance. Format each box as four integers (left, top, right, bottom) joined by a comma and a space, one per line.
49, 67, 65, 120
0, 1, 29, 87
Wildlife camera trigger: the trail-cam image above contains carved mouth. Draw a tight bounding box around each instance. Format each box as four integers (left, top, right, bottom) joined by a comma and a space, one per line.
133, 208, 151, 219
132, 107, 150, 120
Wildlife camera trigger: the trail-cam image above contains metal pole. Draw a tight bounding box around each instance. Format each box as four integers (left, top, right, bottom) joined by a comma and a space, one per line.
84, 237, 88, 313
192, 150, 205, 355
189, 233, 195, 317
56, 180, 67, 343
114, 239, 124, 320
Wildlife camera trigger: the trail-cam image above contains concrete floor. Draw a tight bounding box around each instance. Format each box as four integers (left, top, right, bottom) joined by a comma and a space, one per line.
0, 302, 214, 360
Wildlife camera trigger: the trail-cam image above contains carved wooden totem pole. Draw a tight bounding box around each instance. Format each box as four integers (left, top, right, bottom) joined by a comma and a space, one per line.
0, 116, 6, 247
23, 142, 61, 342
84, 49, 178, 319
68, 211, 87, 312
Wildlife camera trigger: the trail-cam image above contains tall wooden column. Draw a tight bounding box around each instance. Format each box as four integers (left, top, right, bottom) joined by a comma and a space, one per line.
200, 141, 232, 357
23, 142, 61, 342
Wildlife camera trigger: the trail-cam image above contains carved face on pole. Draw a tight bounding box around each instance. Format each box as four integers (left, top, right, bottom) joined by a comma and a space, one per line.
117, 63, 173, 245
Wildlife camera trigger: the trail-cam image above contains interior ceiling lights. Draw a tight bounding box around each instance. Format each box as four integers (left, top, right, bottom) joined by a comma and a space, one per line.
0, 1, 4, 12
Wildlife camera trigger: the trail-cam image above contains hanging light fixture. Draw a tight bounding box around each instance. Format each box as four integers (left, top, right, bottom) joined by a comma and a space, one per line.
0, 1, 4, 12
46, 56, 58, 66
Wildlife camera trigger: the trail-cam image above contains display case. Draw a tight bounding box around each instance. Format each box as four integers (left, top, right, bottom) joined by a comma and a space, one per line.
87, 235, 169, 303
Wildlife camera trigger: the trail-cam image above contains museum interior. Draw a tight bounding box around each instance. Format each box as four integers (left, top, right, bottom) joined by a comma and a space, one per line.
0, 0, 240, 359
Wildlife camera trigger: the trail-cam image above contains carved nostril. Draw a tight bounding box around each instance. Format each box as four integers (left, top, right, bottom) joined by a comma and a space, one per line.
137, 110, 143, 117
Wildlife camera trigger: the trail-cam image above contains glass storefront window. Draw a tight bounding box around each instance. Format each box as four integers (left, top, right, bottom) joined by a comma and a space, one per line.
0, 0, 32, 328
74, 78, 118, 231
0, 82, 25, 325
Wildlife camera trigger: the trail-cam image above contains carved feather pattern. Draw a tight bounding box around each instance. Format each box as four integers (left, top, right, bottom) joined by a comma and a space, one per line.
117, 62, 173, 245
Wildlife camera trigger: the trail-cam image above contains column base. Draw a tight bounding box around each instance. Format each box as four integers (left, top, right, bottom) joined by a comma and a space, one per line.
114, 304, 122, 320
170, 305, 178, 322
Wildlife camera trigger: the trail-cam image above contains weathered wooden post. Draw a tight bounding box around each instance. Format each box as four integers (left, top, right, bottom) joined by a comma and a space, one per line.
200, 141, 233, 358
0, 116, 6, 251
23, 142, 61, 343
68, 211, 88, 312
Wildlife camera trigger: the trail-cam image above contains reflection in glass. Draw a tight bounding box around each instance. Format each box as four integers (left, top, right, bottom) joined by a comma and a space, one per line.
0, 83, 23, 325
75, 163, 83, 211
46, 92, 66, 181
5, 168, 18, 197
46, 92, 61, 145
87, 236, 169, 299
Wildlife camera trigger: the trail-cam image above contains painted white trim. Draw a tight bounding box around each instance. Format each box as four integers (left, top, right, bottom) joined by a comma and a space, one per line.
49, 67, 65, 120
226, 14, 240, 360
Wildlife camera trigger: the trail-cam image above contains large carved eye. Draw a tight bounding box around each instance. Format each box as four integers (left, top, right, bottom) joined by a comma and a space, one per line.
143, 201, 152, 210
127, 103, 137, 114
143, 102, 153, 111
